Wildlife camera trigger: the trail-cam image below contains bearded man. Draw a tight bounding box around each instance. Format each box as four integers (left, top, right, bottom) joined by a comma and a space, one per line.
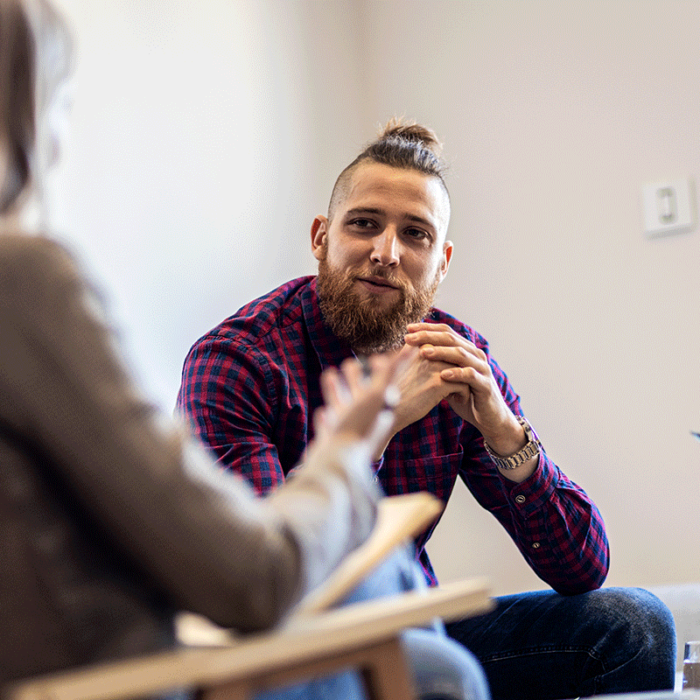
177, 120, 676, 700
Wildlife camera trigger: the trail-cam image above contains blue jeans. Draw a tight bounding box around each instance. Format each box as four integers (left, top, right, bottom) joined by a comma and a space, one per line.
254, 547, 490, 700
445, 587, 676, 700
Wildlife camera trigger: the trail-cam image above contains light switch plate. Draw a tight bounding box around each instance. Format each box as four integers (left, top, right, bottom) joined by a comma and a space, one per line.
641, 178, 695, 237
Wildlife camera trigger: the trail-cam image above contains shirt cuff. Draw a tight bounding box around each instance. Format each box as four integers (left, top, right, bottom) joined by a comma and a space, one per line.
501, 452, 558, 516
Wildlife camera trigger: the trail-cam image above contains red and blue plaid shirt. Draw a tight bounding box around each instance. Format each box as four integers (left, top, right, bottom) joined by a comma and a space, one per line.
177, 276, 609, 591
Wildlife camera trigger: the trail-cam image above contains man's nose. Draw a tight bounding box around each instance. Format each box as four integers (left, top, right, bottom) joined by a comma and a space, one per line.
370, 229, 400, 267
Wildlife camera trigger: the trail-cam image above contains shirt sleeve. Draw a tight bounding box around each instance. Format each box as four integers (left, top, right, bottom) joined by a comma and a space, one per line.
459, 340, 610, 595
0, 236, 378, 631
177, 334, 287, 494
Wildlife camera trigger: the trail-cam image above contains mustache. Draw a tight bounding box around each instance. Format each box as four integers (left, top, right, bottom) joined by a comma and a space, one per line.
352, 268, 407, 290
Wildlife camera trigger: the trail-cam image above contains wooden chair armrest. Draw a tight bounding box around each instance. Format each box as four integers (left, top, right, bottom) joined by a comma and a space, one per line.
6, 578, 492, 700
293, 492, 444, 617
176, 492, 446, 646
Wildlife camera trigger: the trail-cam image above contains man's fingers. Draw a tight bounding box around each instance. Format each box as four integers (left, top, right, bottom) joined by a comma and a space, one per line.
406, 327, 485, 364
406, 322, 451, 334
440, 366, 491, 395
421, 343, 488, 371
441, 366, 473, 382
405, 329, 462, 347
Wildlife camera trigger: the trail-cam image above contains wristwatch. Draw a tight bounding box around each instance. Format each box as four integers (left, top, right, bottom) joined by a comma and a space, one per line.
483, 415, 542, 470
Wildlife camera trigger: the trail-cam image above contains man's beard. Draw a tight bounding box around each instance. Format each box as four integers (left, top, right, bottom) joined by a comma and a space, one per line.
316, 256, 440, 354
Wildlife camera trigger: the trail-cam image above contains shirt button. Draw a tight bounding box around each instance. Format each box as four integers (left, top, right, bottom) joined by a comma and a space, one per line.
532, 542, 541, 549
514, 494, 526, 504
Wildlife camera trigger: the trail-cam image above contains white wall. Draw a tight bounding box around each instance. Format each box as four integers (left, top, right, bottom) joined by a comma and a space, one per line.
50, 0, 368, 405
50, 0, 700, 596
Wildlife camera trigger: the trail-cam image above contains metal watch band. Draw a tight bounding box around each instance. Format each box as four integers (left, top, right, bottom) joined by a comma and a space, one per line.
483, 416, 541, 470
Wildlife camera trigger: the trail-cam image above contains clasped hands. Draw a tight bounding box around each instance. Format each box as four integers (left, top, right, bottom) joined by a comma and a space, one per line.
310, 323, 535, 480
390, 323, 534, 477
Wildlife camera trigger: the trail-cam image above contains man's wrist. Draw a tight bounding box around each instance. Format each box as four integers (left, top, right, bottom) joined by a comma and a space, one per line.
482, 414, 528, 458
483, 416, 542, 471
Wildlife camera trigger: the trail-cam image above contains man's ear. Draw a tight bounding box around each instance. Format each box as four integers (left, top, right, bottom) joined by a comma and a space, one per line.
311, 215, 329, 261
439, 240, 454, 281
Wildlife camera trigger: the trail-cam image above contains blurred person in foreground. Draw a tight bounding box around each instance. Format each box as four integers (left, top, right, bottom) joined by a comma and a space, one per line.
0, 2, 491, 699
178, 115, 677, 700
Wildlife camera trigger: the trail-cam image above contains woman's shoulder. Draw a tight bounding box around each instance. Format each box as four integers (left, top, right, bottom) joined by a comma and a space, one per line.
0, 232, 75, 269
0, 233, 85, 308
0, 231, 82, 277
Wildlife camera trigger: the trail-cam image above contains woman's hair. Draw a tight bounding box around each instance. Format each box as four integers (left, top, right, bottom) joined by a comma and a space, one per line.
0, 0, 71, 216
328, 118, 450, 220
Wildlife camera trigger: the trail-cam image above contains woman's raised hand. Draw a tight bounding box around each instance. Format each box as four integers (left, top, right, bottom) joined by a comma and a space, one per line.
313, 353, 403, 459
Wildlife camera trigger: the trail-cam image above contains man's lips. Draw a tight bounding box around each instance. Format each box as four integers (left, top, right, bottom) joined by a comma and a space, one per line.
356, 276, 399, 291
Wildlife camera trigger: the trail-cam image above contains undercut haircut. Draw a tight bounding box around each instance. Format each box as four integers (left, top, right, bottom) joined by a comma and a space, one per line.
328, 117, 450, 221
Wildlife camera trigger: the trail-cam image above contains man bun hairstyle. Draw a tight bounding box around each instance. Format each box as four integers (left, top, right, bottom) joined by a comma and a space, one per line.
328, 117, 450, 221
366, 117, 445, 173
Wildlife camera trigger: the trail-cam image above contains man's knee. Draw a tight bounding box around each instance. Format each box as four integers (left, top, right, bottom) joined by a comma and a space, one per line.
586, 587, 674, 634
582, 586, 676, 662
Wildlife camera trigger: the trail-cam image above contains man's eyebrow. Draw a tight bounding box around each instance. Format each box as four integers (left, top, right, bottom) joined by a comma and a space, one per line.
344, 207, 436, 229
344, 207, 385, 217
405, 213, 435, 228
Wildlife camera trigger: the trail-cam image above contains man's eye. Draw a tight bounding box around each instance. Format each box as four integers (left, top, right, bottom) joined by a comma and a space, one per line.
405, 228, 429, 241
350, 219, 374, 229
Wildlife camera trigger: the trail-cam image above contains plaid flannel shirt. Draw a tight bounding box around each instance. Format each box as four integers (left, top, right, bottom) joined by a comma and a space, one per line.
177, 276, 609, 591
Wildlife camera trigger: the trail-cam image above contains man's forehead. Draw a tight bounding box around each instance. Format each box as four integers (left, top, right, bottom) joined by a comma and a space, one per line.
344, 163, 450, 231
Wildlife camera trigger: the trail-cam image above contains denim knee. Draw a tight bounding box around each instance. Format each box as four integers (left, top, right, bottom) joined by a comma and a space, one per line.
589, 587, 676, 652
579, 586, 677, 693
445, 585, 677, 699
